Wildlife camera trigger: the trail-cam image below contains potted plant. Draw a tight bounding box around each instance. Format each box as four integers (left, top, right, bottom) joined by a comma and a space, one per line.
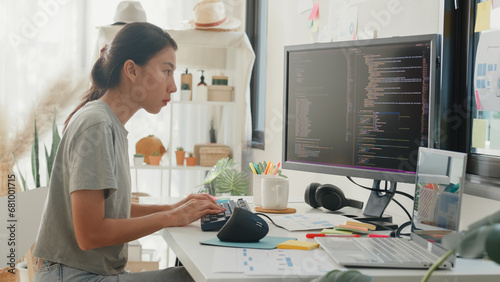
175, 147, 185, 166
133, 153, 144, 166
422, 210, 500, 281
185, 152, 196, 166
10, 111, 60, 282
198, 158, 249, 196
180, 83, 191, 101
149, 151, 162, 166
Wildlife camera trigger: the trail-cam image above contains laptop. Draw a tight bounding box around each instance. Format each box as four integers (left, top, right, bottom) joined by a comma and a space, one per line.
315, 147, 467, 269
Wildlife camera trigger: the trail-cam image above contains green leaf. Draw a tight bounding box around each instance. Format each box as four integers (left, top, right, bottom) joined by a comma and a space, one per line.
311, 270, 372, 282
201, 158, 235, 185
44, 145, 50, 186
258, 161, 266, 174
31, 118, 40, 188
486, 224, 500, 264
46, 110, 60, 186
456, 226, 493, 259
442, 210, 500, 261
469, 210, 500, 230
433, 211, 500, 281
213, 169, 249, 196
277, 170, 287, 178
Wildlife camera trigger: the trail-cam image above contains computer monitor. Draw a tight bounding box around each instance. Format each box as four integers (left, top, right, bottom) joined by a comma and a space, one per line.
282, 34, 441, 218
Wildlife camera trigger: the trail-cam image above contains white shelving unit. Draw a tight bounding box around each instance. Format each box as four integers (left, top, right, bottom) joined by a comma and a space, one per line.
131, 29, 255, 197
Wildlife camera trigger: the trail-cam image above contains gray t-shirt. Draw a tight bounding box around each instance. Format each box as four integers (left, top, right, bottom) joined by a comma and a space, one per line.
33, 100, 131, 275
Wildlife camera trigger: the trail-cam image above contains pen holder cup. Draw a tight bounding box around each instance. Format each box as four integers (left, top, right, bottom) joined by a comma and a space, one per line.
251, 174, 275, 207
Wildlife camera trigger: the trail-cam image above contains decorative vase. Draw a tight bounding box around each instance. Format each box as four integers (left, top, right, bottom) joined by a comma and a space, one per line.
149, 156, 161, 166
185, 157, 196, 166
16, 261, 28, 282
0, 264, 19, 282
133, 156, 144, 167
175, 151, 185, 166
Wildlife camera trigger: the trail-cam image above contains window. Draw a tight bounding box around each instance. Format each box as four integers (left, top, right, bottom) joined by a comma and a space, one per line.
246, 0, 267, 149
453, 0, 500, 200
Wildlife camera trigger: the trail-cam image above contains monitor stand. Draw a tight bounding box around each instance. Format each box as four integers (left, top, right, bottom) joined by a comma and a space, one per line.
363, 179, 397, 218
358, 180, 398, 230
335, 208, 398, 231
354, 213, 398, 231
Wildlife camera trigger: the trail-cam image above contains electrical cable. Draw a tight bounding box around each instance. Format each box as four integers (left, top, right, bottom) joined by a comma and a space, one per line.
347, 176, 414, 200
394, 221, 412, 238
391, 197, 412, 221
255, 213, 287, 230
347, 176, 414, 224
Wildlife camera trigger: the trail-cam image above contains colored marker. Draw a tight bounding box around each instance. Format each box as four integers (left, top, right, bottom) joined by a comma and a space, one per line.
254, 163, 261, 174
258, 162, 265, 173
306, 233, 360, 239
264, 161, 272, 174
368, 234, 390, 238
249, 162, 257, 174
273, 162, 281, 175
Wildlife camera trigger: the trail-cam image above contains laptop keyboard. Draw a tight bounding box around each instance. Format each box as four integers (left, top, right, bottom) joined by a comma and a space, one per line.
200, 198, 250, 231
354, 238, 439, 263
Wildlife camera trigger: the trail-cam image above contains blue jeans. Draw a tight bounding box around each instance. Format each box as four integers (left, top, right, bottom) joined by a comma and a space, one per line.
34, 260, 194, 282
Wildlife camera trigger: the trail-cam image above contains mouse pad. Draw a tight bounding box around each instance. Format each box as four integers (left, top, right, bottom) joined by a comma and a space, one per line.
200, 236, 296, 249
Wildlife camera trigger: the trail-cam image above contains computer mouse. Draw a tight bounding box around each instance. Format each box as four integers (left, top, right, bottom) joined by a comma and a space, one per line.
217, 207, 269, 243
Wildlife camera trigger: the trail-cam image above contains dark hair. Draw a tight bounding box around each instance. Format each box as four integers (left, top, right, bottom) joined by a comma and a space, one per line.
64, 22, 177, 131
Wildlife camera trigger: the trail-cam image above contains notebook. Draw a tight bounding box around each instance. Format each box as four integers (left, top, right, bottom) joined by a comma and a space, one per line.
316, 147, 467, 269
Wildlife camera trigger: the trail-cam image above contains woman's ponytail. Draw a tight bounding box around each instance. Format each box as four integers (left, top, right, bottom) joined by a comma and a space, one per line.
63, 47, 109, 132
64, 23, 177, 132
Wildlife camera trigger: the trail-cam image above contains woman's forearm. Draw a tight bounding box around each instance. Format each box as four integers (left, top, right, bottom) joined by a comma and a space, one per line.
130, 202, 173, 217
77, 212, 171, 250
72, 190, 224, 251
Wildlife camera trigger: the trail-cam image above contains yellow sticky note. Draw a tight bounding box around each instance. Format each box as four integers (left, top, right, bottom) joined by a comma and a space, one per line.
277, 240, 319, 250
475, 0, 491, 32
472, 119, 488, 149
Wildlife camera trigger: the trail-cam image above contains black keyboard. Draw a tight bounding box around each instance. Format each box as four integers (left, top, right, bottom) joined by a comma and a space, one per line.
201, 198, 250, 231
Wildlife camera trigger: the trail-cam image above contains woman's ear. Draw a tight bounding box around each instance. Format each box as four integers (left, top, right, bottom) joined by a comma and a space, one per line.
123, 59, 137, 83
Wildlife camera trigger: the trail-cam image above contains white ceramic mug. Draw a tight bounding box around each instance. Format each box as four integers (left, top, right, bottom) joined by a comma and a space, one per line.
252, 174, 274, 206
261, 177, 289, 210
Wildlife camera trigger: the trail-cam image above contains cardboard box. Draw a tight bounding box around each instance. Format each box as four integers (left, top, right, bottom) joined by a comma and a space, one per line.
207, 85, 233, 102
194, 144, 231, 166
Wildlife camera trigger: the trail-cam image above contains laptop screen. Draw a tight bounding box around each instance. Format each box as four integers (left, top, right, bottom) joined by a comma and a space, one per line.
412, 148, 467, 245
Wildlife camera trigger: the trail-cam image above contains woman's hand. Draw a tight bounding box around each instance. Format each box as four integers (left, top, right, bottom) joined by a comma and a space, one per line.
164, 196, 224, 227
173, 193, 217, 209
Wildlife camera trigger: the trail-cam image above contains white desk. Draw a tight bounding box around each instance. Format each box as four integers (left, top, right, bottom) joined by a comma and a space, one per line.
154, 198, 500, 282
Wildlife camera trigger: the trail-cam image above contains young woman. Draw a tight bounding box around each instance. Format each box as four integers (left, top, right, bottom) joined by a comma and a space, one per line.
33, 22, 225, 281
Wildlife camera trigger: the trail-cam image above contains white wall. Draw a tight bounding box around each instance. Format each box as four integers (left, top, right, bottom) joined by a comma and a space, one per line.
253, 0, 500, 229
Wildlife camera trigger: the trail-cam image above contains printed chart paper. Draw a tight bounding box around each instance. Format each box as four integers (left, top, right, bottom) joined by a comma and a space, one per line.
474, 30, 500, 111
212, 247, 339, 276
